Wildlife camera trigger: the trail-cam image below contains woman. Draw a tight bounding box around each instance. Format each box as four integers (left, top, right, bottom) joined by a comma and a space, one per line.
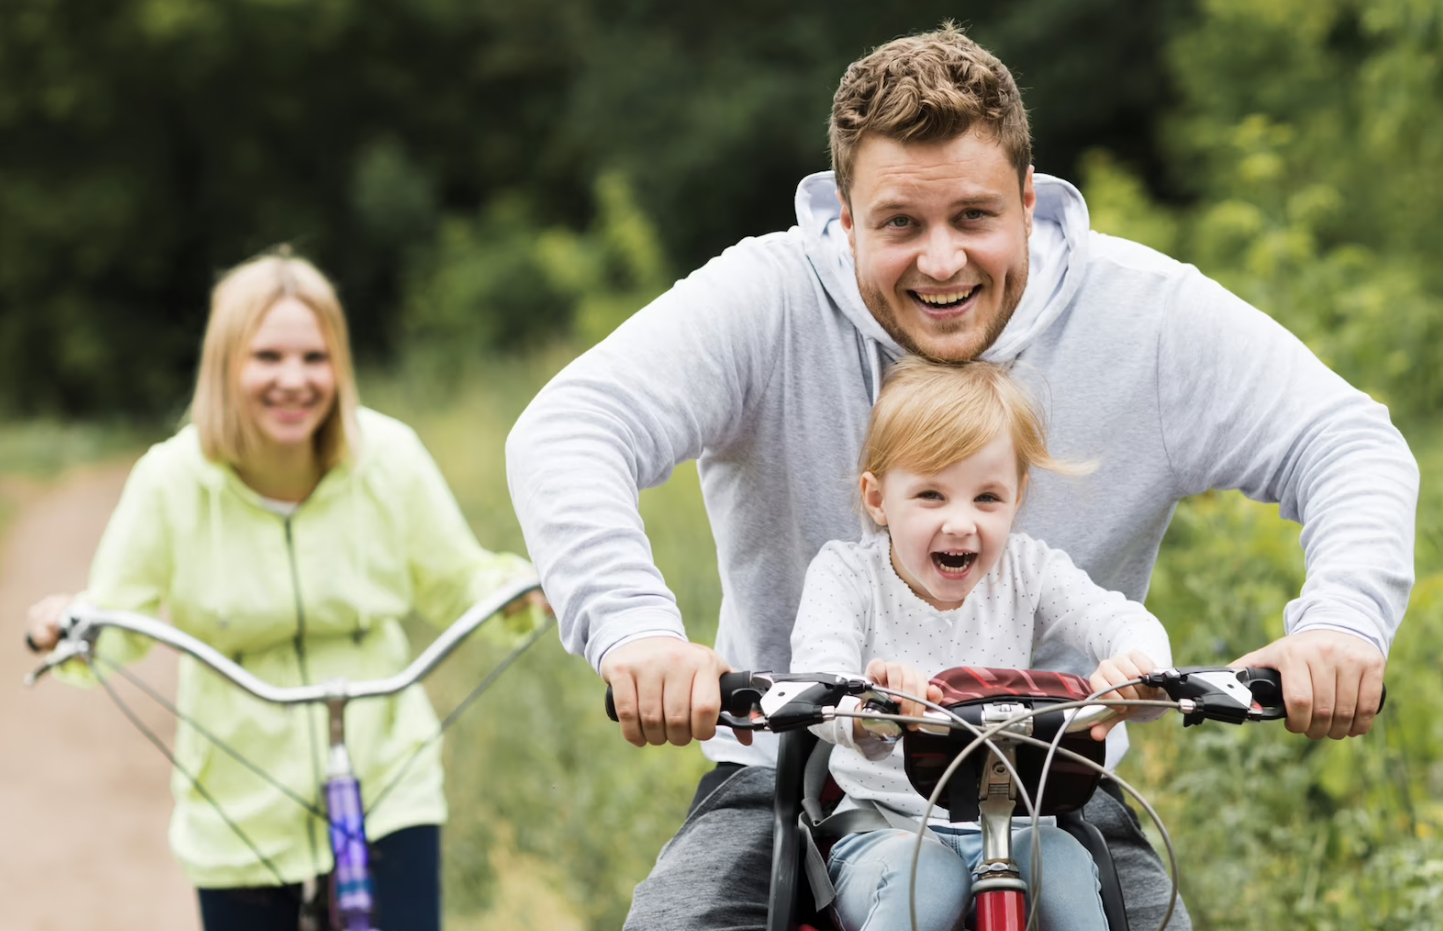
26, 250, 541, 930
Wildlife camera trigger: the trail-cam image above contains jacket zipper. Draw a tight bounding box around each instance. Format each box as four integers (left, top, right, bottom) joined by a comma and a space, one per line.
284, 516, 325, 879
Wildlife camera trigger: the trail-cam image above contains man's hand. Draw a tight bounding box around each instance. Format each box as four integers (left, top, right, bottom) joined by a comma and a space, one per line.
600, 636, 750, 748
1231, 629, 1386, 739
864, 658, 942, 734
1088, 650, 1164, 741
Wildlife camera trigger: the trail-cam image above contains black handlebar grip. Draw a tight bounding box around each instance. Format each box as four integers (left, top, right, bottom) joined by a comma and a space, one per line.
605, 670, 757, 723
1242, 666, 1387, 716
718, 670, 756, 714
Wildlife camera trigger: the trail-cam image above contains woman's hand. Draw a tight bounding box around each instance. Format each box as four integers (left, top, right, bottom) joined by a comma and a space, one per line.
501, 588, 551, 619
861, 658, 943, 739
25, 593, 73, 653
1087, 650, 1164, 740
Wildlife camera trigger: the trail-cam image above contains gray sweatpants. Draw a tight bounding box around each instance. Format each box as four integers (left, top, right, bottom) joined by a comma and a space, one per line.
623, 765, 1190, 931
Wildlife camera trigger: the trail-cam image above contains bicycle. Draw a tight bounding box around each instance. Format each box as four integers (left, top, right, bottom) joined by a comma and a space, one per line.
607, 663, 1383, 931
25, 574, 546, 931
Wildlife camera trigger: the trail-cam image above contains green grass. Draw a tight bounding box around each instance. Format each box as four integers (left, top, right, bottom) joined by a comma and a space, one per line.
0, 418, 159, 477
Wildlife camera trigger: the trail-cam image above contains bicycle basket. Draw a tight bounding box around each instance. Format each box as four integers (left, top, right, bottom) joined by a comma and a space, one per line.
901, 666, 1106, 822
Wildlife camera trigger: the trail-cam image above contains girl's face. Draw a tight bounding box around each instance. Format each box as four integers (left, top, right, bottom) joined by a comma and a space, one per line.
861, 432, 1024, 611
239, 297, 337, 456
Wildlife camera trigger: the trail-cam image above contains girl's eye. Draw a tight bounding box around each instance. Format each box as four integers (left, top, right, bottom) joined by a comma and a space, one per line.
917, 490, 944, 501
304, 351, 329, 364
253, 350, 281, 363
976, 492, 1001, 503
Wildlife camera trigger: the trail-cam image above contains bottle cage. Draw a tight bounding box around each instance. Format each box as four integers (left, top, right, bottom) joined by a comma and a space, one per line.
902, 667, 1106, 823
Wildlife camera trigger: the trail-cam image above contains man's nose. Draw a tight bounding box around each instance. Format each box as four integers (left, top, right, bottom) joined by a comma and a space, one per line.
915, 226, 967, 282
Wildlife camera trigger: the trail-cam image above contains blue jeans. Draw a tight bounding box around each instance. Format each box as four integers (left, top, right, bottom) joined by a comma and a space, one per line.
196, 823, 440, 931
827, 823, 1107, 931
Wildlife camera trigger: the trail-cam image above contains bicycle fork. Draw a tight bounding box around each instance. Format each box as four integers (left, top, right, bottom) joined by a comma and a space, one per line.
972, 710, 1030, 931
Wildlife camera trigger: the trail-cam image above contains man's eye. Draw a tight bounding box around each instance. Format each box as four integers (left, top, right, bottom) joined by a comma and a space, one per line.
960, 209, 988, 222
886, 216, 912, 229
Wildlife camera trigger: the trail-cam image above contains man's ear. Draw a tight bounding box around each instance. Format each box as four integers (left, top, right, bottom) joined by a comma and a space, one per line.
1021, 166, 1037, 239
861, 471, 887, 526
837, 188, 857, 254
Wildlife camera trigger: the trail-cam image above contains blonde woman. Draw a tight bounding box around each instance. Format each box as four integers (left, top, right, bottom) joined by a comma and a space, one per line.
26, 250, 541, 931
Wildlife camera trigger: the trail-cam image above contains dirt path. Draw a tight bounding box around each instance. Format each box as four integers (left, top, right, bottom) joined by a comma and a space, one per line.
0, 462, 197, 930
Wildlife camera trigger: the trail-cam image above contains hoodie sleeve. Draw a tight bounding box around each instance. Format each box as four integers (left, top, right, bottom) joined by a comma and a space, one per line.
1157, 269, 1419, 655
1021, 536, 1172, 673
790, 543, 894, 761
397, 426, 536, 631
57, 448, 173, 686
506, 239, 791, 671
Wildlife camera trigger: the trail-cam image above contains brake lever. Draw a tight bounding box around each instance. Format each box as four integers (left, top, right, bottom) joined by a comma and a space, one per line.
24, 637, 90, 687
1143, 666, 1289, 726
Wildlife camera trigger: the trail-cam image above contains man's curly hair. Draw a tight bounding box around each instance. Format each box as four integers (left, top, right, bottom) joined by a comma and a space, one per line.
830, 22, 1031, 197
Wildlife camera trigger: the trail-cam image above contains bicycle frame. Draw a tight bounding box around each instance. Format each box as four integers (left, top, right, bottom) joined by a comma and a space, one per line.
29, 574, 543, 931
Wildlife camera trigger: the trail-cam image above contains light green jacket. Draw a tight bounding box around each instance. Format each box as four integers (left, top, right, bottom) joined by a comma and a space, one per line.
64, 409, 535, 888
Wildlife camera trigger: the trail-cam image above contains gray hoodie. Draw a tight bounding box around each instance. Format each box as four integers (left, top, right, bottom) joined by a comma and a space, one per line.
506, 171, 1418, 767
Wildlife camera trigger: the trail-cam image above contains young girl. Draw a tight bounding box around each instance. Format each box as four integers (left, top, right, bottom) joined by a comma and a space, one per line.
790, 357, 1171, 931
26, 251, 543, 931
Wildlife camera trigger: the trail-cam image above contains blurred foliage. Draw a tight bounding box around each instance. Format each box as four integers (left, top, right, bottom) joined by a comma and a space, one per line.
1082, 1, 1443, 927
0, 0, 1183, 415
401, 171, 670, 378
1084, 0, 1443, 429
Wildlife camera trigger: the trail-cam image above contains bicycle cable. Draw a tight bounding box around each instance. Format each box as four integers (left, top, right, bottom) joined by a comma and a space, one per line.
86, 654, 289, 885
843, 688, 1183, 931
362, 613, 556, 818
82, 611, 556, 860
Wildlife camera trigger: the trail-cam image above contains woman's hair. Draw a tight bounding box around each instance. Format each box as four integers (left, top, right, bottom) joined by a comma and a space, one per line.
190, 249, 361, 470
861, 357, 1074, 480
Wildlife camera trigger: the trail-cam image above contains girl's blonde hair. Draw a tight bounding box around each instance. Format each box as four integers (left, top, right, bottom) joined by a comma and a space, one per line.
190, 250, 361, 470
861, 357, 1074, 480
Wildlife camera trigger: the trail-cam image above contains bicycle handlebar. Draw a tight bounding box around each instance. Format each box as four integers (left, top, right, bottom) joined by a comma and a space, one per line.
26, 574, 543, 703
603, 665, 1386, 734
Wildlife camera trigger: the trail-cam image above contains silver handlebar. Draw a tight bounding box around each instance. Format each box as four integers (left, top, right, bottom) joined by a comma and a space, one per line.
869, 702, 1121, 738
26, 574, 542, 703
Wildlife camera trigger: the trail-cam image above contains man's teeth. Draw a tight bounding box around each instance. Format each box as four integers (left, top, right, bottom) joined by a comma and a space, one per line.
916, 286, 979, 306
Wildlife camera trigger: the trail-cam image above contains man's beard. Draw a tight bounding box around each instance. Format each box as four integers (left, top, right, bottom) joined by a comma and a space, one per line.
857, 254, 1029, 363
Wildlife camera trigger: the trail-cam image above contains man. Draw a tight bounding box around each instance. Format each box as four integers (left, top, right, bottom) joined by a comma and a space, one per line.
507, 25, 1415, 931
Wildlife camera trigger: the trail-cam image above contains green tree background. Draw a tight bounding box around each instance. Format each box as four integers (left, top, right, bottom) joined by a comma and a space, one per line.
3, 1, 1440, 928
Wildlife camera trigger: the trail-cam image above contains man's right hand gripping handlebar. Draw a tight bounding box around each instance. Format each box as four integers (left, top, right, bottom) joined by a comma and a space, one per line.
600, 637, 755, 747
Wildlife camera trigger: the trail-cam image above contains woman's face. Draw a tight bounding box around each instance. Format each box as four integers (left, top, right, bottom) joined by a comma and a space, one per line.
239, 297, 337, 455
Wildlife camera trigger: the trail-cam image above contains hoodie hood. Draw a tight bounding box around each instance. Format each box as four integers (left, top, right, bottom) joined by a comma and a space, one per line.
795, 170, 1092, 365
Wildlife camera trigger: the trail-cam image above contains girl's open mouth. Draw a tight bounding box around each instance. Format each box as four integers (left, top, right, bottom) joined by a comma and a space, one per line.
931, 550, 976, 578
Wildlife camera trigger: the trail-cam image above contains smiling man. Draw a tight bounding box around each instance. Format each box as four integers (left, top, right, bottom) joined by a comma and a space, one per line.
507, 24, 1417, 931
